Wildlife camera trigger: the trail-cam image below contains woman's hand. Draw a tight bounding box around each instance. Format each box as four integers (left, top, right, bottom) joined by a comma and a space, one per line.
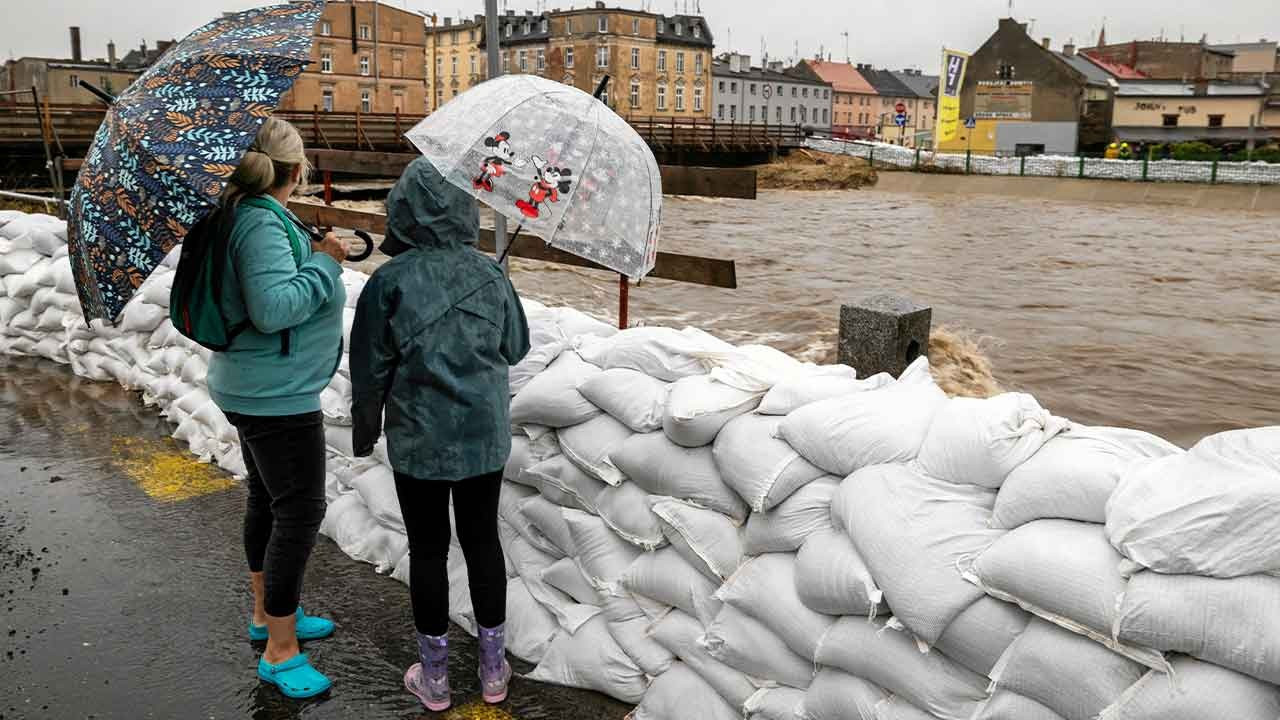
313, 231, 349, 264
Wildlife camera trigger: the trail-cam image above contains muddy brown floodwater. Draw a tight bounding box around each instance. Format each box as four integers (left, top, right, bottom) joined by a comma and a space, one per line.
497, 189, 1277, 448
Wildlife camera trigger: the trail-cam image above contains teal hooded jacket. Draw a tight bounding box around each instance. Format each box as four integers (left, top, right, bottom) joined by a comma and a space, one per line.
350, 157, 530, 481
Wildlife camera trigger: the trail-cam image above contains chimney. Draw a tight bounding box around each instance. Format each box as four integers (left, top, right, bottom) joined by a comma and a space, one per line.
443, 16, 452, 26
140, 40, 147, 55
70, 26, 82, 62
1063, 42, 1076, 56
107, 40, 117, 67
594, 1, 605, 8
1041, 37, 1051, 50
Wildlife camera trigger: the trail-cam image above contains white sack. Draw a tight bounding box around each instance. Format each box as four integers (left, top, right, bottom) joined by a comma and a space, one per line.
717, 552, 834, 662
841, 464, 1002, 646
563, 509, 642, 591
973, 691, 1065, 720
1115, 571, 1280, 685
742, 475, 838, 555
632, 662, 740, 720
916, 393, 1067, 489
799, 668, 889, 720
663, 375, 762, 448
318, 493, 408, 574
703, 604, 814, 690
520, 495, 576, 556
991, 426, 1181, 529
557, 414, 631, 484
0, 248, 42, 276
600, 594, 676, 676
620, 547, 721, 625
505, 578, 561, 663
575, 326, 729, 380
795, 528, 883, 617
989, 618, 1145, 720
3, 258, 49, 298
651, 497, 745, 581
28, 226, 66, 258
577, 367, 669, 433
1105, 427, 1280, 578
552, 306, 617, 342
138, 270, 174, 307
509, 339, 565, 396
874, 696, 939, 720
541, 556, 601, 605
612, 432, 749, 523
778, 372, 948, 477
509, 351, 602, 428
713, 412, 827, 513
505, 432, 560, 485
51, 257, 76, 295
757, 366, 891, 416
499, 481, 562, 558
522, 455, 607, 512
119, 301, 167, 334
526, 614, 647, 703
1098, 656, 1280, 720
594, 481, 665, 549
814, 616, 988, 720
746, 687, 808, 720
0, 297, 20, 327
650, 609, 757, 709
932, 596, 1030, 676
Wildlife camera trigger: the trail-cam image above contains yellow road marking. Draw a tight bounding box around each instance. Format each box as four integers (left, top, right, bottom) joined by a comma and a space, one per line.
111, 436, 237, 502
439, 700, 519, 720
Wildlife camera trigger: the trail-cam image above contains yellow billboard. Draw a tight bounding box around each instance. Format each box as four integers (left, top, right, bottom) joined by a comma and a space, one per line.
935, 49, 970, 144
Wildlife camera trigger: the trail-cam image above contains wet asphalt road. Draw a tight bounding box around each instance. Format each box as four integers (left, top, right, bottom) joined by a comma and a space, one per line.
0, 356, 630, 720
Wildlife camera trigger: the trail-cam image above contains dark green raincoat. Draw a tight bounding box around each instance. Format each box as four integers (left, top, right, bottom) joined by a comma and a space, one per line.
350, 157, 530, 481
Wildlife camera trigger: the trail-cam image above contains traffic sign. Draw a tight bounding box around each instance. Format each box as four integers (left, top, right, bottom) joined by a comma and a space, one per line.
894, 101, 906, 114
894, 113, 908, 127
963, 116, 977, 129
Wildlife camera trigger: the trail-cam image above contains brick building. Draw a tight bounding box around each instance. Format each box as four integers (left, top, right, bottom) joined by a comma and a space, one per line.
1084, 40, 1234, 80
711, 53, 831, 129
789, 60, 879, 138
1, 28, 146, 105
279, 0, 427, 115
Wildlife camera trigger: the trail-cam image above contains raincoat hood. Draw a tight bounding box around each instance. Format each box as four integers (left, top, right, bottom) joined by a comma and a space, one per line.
380, 157, 479, 256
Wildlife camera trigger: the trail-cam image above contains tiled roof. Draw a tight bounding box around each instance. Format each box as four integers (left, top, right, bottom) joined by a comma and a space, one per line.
711, 60, 829, 87
858, 67, 915, 96
1079, 52, 1147, 80
1055, 52, 1112, 86
891, 71, 939, 99
802, 60, 876, 94
1115, 81, 1267, 96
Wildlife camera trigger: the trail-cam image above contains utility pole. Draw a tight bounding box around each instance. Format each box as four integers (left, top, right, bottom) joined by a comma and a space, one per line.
485, 0, 508, 274
430, 13, 438, 112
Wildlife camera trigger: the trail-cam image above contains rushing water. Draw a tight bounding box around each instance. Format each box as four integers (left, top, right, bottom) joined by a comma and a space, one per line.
499, 189, 1278, 448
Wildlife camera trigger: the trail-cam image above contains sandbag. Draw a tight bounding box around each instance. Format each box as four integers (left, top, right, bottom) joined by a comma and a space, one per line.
650, 609, 757, 709
841, 464, 1002, 646
557, 413, 631, 484
875, 696, 940, 720
138, 270, 174, 307
991, 426, 1181, 529
612, 433, 749, 523
631, 662, 740, 720
2, 258, 49, 298
563, 509, 642, 591
932, 596, 1030, 676
651, 497, 745, 581
713, 412, 827, 513
795, 528, 883, 617
505, 432, 561, 485
509, 351, 602, 428
703, 605, 814, 690
778, 372, 948, 477
575, 325, 729, 380
1106, 427, 1280, 578
594, 481, 665, 549
989, 618, 1146, 720
510, 339, 565, 396
746, 687, 807, 720
519, 494, 576, 556
799, 668, 889, 720
522, 455, 607, 512
541, 556, 601, 605
0, 297, 20, 327
318, 493, 408, 574
663, 375, 762, 448
526, 615, 647, 703
599, 594, 676, 676
1115, 571, 1280, 685
916, 393, 1067, 489
577, 367, 669, 433
620, 547, 721, 625
742, 475, 838, 555
757, 366, 892, 416
717, 553, 834, 662
499, 481, 563, 558
965, 519, 1163, 668
119, 300, 167, 334
505, 578, 560, 664
973, 691, 1065, 720
1098, 656, 1280, 720
0, 248, 41, 275
28, 226, 65, 257
551, 306, 617, 342
815, 617, 988, 720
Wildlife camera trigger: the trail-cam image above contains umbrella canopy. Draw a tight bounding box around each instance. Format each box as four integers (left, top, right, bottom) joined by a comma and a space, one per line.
405, 75, 662, 279
68, 1, 324, 322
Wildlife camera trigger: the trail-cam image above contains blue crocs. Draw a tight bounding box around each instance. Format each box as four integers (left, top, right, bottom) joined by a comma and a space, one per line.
248, 606, 335, 642
257, 653, 331, 699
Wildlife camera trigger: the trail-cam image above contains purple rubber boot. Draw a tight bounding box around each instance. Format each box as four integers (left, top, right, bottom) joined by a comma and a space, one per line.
478, 623, 512, 704
404, 632, 450, 711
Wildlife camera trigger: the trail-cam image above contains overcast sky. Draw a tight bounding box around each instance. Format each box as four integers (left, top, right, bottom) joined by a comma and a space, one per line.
5, 0, 1275, 72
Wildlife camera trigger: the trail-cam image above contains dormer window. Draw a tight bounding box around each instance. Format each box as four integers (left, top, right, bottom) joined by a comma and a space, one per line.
675, 22, 683, 36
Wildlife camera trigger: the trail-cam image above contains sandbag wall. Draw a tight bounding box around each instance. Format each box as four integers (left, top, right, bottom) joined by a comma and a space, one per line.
1, 209, 1278, 720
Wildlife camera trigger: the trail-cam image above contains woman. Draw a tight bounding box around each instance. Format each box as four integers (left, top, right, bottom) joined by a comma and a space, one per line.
207, 117, 348, 699
350, 157, 530, 711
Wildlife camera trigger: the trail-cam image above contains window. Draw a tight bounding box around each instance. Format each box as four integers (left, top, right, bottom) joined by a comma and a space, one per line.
435, 57, 442, 77
729, 105, 736, 120
791, 87, 796, 97
519, 49, 528, 72
523, 21, 531, 36
470, 54, 477, 74
693, 24, 702, 38
450, 56, 457, 76
675, 21, 683, 36
695, 54, 703, 74
502, 52, 510, 73
656, 84, 667, 110
717, 104, 724, 119
469, 29, 476, 42
761, 105, 767, 121
1208, 114, 1224, 128
823, 108, 829, 124
452, 88, 459, 97
598, 16, 608, 33
320, 20, 331, 36
676, 52, 685, 73
393, 90, 405, 112
631, 48, 640, 69
632, 18, 639, 35
657, 18, 665, 33
824, 89, 829, 99
599, 86, 609, 106
657, 50, 667, 72
597, 46, 609, 68
749, 106, 755, 122
718, 80, 725, 92
675, 85, 685, 111
537, 48, 546, 72
320, 51, 332, 73
997, 63, 1015, 80
749, 83, 756, 96
566, 19, 574, 34
359, 55, 370, 76
694, 87, 703, 112
359, 24, 371, 40
321, 88, 333, 111
360, 89, 371, 113
1163, 114, 1178, 127
730, 81, 737, 93
882, 97, 889, 107
452, 32, 458, 46
541, 18, 549, 33
800, 106, 808, 122
505, 24, 512, 38
776, 106, 782, 123
436, 88, 443, 106
565, 47, 574, 68
803, 88, 809, 98
790, 107, 796, 122
630, 81, 640, 107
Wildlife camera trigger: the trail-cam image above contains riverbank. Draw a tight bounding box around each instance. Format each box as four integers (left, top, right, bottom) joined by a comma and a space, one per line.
755, 150, 877, 190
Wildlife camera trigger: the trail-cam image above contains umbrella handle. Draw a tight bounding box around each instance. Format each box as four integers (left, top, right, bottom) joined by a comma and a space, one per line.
299, 220, 375, 262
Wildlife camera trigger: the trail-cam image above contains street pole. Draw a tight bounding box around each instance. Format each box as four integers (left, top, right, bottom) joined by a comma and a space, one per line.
430, 13, 438, 113
485, 0, 508, 275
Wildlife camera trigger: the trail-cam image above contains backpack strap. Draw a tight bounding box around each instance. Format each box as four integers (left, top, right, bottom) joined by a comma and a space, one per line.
240, 196, 306, 355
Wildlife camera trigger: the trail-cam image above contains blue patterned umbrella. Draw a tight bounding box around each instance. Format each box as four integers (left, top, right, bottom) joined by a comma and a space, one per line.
68, 1, 324, 322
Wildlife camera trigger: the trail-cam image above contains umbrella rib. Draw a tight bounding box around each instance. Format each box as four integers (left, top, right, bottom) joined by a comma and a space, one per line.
536, 98, 605, 251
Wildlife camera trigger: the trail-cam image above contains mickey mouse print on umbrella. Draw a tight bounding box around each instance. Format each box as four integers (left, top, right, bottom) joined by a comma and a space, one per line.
405, 74, 662, 280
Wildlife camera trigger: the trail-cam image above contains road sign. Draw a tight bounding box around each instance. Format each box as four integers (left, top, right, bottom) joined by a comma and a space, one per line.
963, 116, 977, 129
894, 101, 906, 114
894, 113, 908, 127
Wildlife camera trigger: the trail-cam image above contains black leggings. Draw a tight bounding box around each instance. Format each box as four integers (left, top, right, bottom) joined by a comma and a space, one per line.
394, 470, 506, 636
228, 411, 327, 618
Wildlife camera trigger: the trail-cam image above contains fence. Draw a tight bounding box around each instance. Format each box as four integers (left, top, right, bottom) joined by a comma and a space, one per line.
806, 137, 1280, 185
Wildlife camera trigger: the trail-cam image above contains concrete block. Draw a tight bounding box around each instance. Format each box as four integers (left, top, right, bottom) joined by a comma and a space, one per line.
838, 295, 932, 378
